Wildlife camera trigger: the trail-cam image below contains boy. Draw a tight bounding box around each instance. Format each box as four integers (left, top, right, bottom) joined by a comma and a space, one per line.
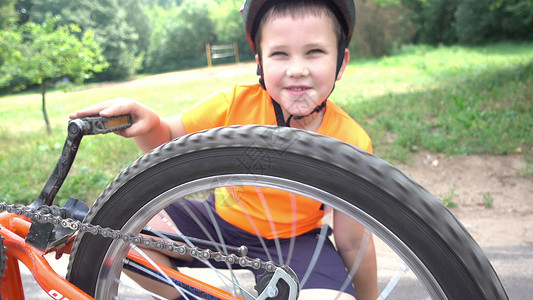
70, 0, 378, 299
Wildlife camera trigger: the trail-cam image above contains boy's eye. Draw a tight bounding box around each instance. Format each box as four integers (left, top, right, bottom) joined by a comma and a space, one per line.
308, 49, 325, 55
271, 51, 287, 57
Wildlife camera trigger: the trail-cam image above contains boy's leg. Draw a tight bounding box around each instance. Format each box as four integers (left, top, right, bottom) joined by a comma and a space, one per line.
242, 227, 357, 298
123, 209, 188, 299
183, 198, 359, 298
123, 198, 225, 298
125, 197, 357, 298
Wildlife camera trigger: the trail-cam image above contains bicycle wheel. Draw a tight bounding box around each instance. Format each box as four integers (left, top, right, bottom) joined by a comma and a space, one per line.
66, 125, 507, 300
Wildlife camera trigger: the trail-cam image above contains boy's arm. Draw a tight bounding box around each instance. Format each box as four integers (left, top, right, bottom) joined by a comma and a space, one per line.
333, 209, 378, 300
132, 113, 186, 153
69, 98, 187, 153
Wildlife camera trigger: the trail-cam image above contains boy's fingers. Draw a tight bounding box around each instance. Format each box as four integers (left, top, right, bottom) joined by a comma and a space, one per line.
69, 100, 114, 119
69, 98, 135, 119
69, 98, 158, 138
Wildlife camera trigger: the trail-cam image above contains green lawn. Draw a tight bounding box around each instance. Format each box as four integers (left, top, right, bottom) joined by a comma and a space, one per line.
1, 42, 532, 205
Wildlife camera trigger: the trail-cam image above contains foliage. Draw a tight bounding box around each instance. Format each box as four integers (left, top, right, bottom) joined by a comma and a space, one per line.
29, 0, 150, 80
482, 192, 494, 208
2, 0, 533, 89
0, 17, 108, 132
401, 0, 533, 45
352, 0, 416, 57
210, 0, 254, 61
440, 187, 459, 208
454, 0, 495, 44
141, 0, 183, 7
0, 17, 107, 88
0, 0, 18, 29
0, 18, 107, 88
400, 0, 458, 44
124, 0, 153, 70
15, 0, 32, 24
143, 0, 216, 73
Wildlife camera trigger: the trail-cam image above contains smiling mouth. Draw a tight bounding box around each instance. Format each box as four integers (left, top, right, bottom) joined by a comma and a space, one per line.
287, 87, 311, 92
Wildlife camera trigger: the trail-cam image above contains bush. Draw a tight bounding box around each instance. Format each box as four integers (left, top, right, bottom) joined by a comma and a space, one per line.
402, 0, 533, 45
401, 0, 458, 45
454, 0, 495, 44
29, 0, 148, 81
144, 0, 216, 73
352, 0, 416, 57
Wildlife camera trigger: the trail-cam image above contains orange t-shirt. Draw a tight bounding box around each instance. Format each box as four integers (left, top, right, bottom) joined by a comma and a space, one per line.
181, 83, 372, 238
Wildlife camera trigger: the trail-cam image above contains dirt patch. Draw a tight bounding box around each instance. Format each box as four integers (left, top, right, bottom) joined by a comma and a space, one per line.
397, 152, 533, 247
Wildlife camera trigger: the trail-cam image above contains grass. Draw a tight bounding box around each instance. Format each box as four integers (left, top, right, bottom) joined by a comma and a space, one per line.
1, 41, 532, 206
482, 192, 494, 209
440, 187, 459, 208
339, 42, 533, 162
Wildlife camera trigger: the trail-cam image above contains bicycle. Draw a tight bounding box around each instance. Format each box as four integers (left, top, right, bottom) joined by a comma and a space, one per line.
0, 115, 508, 300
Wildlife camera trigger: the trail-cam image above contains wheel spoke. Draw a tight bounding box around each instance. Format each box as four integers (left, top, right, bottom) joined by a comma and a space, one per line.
66, 126, 506, 300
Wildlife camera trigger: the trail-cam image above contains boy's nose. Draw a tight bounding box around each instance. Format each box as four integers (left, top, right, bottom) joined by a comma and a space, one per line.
286, 59, 309, 78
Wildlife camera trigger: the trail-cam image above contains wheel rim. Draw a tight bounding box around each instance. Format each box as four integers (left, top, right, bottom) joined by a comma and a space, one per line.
95, 174, 446, 299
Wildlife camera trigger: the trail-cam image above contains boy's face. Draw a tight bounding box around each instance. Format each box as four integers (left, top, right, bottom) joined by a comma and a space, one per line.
257, 12, 349, 117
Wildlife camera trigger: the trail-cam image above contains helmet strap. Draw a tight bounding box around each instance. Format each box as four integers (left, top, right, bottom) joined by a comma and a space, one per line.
271, 97, 327, 127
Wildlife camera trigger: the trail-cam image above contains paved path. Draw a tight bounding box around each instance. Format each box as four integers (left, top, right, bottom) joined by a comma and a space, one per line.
20, 243, 532, 299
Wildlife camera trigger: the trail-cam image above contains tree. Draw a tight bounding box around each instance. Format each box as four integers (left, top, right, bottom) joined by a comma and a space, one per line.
29, 0, 149, 80
402, 0, 533, 45
401, 0, 458, 45
454, 0, 495, 44
210, 0, 253, 60
0, 0, 18, 29
144, 0, 216, 72
15, 0, 33, 25
0, 17, 108, 133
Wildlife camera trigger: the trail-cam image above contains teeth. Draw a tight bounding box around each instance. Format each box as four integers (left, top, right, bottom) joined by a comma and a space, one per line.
290, 88, 306, 91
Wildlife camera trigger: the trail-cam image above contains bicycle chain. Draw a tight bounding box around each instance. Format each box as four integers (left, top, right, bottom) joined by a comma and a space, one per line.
0, 202, 278, 273
0, 235, 7, 281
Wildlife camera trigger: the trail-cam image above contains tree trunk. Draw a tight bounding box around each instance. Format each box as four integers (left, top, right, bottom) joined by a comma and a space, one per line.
41, 81, 51, 134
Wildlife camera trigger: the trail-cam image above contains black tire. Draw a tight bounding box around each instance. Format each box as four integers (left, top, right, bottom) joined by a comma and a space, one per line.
66, 125, 507, 299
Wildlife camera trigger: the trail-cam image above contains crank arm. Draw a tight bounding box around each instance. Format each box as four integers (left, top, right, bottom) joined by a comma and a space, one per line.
30, 115, 132, 209
26, 115, 131, 250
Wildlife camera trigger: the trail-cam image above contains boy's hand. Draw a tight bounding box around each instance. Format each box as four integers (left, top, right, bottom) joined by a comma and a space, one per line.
69, 98, 161, 138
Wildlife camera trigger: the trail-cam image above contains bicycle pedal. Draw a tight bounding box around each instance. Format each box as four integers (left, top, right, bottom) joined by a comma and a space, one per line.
73, 115, 132, 135
26, 222, 55, 251
26, 197, 89, 251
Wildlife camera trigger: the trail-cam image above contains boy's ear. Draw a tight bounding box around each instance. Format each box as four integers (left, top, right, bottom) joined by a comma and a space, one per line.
336, 48, 351, 81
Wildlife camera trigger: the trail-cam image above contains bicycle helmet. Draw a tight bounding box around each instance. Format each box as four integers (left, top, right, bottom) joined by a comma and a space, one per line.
242, 0, 356, 54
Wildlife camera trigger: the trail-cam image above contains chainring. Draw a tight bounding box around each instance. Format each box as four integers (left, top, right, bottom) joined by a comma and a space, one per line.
254, 266, 300, 299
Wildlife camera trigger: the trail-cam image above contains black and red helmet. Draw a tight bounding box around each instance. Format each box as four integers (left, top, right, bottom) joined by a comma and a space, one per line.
241, 0, 356, 53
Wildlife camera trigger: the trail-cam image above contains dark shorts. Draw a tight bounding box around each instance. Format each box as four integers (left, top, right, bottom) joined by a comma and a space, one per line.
164, 195, 356, 296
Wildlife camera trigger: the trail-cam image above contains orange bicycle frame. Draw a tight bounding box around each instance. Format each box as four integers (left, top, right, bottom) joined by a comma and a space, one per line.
0, 212, 92, 300
0, 212, 243, 300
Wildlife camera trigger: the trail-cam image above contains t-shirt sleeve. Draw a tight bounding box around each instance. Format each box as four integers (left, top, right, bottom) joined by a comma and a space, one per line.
181, 88, 232, 134
360, 136, 373, 154
319, 101, 374, 154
